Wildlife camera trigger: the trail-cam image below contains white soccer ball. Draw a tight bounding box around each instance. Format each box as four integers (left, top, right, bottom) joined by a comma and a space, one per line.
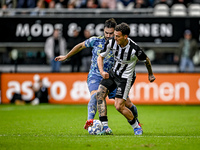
88, 120, 103, 135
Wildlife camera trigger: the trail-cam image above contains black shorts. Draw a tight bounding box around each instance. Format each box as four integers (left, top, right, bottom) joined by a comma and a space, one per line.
100, 70, 136, 100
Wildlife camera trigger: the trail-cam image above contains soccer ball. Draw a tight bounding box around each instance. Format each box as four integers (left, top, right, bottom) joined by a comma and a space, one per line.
88, 120, 103, 135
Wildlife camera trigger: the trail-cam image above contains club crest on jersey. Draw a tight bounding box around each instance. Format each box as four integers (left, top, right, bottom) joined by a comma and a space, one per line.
116, 87, 122, 96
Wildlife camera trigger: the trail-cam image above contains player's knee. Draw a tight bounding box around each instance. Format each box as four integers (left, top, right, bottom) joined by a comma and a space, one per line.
96, 90, 106, 100
96, 91, 100, 98
125, 98, 132, 108
115, 102, 123, 112
89, 93, 97, 104
115, 105, 120, 112
97, 100, 103, 105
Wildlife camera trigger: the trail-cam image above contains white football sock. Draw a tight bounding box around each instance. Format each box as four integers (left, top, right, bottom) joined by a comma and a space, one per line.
102, 121, 108, 127
131, 120, 140, 129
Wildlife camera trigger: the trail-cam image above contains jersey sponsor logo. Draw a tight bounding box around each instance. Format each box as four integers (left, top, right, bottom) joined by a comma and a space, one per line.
91, 79, 96, 84
138, 50, 142, 56
116, 87, 122, 96
115, 57, 129, 64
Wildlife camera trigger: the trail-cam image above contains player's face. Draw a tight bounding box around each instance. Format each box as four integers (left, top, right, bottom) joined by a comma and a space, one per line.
114, 31, 127, 47
104, 27, 115, 41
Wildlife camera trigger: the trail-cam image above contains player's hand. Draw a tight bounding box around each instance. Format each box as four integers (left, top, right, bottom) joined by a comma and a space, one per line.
149, 74, 156, 82
101, 71, 109, 79
54, 56, 66, 61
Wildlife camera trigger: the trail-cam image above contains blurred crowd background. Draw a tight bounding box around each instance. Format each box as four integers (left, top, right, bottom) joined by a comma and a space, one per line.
1, 0, 200, 10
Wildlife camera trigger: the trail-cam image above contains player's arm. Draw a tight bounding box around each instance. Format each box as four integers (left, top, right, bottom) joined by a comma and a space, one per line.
55, 41, 86, 61
145, 57, 156, 82
135, 46, 155, 82
97, 55, 109, 79
97, 39, 112, 79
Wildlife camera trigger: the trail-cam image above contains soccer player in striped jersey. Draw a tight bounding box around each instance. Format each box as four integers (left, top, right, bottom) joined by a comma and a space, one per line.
97, 22, 156, 135
55, 19, 141, 135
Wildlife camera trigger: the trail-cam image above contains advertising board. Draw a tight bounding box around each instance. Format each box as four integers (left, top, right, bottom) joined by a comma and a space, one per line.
1, 73, 200, 105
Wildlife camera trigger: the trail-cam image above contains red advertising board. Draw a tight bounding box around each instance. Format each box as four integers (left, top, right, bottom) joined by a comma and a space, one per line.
1, 73, 200, 105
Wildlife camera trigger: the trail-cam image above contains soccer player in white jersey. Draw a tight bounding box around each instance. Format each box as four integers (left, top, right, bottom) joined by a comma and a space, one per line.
97, 22, 156, 135
55, 19, 141, 135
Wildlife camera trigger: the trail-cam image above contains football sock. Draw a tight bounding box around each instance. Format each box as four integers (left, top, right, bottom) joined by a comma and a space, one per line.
102, 122, 108, 130
128, 118, 140, 129
87, 93, 97, 120
128, 104, 138, 118
99, 116, 108, 130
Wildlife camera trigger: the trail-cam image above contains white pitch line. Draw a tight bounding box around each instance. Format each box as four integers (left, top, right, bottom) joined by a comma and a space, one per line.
0, 135, 199, 138
0, 105, 68, 111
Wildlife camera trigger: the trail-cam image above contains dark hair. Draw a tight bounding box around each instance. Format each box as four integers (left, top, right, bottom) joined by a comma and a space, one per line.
104, 18, 117, 29
115, 22, 130, 36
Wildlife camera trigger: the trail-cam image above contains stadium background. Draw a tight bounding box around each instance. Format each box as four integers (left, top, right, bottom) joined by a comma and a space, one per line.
0, 5, 200, 105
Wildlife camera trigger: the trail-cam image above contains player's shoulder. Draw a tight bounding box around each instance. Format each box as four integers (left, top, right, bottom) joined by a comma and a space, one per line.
85, 35, 105, 47
89, 35, 104, 41
105, 37, 115, 46
129, 38, 141, 50
90, 35, 105, 44
129, 38, 138, 46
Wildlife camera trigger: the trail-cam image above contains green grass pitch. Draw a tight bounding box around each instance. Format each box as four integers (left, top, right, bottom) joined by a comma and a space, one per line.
0, 104, 200, 150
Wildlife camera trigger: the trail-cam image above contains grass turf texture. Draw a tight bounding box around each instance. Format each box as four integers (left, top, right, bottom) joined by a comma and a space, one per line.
0, 104, 199, 150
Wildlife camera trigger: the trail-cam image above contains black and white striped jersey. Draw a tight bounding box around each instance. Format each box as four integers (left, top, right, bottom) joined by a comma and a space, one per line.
100, 37, 147, 79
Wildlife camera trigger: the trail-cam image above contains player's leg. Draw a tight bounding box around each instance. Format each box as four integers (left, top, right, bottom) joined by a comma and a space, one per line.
87, 92, 97, 120
108, 89, 138, 118
108, 89, 140, 128
125, 99, 142, 129
115, 76, 142, 135
84, 76, 102, 130
96, 84, 112, 135
125, 97, 138, 118
115, 98, 142, 135
96, 76, 117, 135
115, 98, 134, 120
123, 76, 141, 126
84, 92, 97, 130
